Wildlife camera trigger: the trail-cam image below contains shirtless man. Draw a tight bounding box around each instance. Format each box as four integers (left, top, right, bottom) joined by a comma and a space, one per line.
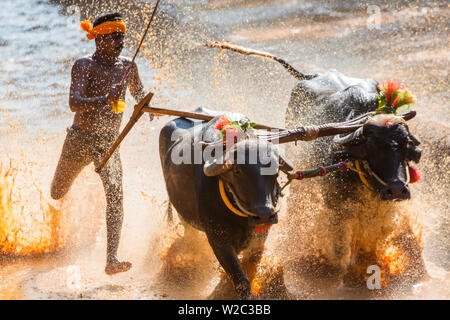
51, 12, 154, 275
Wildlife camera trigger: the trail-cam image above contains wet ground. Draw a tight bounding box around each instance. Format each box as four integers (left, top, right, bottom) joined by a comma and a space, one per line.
0, 0, 448, 299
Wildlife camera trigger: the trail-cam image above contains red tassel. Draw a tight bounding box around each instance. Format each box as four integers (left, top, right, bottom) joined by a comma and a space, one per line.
254, 225, 271, 233
409, 166, 421, 183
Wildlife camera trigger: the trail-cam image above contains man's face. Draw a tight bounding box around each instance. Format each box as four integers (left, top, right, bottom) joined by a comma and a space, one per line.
96, 32, 125, 58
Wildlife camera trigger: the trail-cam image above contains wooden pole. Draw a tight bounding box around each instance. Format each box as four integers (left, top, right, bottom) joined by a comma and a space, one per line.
96, 92, 279, 172
95, 92, 153, 173
141, 106, 278, 130
97, 97, 417, 172
118, 0, 161, 86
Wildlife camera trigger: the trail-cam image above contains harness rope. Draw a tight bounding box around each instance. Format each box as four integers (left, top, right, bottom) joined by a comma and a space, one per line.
281, 161, 350, 191
284, 159, 411, 191
352, 160, 373, 189
218, 158, 412, 234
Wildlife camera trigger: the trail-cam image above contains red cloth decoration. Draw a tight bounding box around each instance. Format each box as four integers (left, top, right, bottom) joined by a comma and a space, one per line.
408, 166, 421, 183
254, 225, 271, 233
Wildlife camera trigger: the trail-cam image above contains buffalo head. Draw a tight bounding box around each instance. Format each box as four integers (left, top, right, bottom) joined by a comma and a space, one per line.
334, 114, 422, 200
203, 139, 292, 226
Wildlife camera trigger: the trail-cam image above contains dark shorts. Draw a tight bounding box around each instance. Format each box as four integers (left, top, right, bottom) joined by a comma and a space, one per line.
61, 125, 119, 164
53, 124, 123, 204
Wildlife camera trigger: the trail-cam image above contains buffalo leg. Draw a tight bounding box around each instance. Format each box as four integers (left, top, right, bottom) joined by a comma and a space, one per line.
244, 234, 291, 299
240, 234, 266, 284
240, 233, 289, 299
161, 222, 214, 285
208, 234, 267, 300
206, 230, 251, 299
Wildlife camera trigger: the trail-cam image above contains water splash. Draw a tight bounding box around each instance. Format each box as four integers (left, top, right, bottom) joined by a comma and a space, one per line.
0, 159, 65, 256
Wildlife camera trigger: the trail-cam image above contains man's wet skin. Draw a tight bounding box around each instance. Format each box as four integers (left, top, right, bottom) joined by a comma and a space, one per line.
70, 32, 145, 134
52, 24, 149, 275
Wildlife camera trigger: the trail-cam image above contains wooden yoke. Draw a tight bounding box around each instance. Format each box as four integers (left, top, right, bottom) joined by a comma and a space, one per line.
97, 97, 417, 172
96, 92, 279, 172
141, 105, 278, 130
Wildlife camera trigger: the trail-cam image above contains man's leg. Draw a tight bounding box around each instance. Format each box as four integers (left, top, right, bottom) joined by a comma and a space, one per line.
51, 131, 90, 200
95, 151, 132, 275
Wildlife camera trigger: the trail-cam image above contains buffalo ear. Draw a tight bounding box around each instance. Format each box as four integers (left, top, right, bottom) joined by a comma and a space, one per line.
407, 145, 422, 163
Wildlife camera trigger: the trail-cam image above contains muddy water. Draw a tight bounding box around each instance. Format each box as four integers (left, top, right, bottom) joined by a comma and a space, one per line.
0, 0, 448, 299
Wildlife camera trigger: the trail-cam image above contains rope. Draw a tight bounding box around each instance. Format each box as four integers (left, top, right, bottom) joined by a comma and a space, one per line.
361, 160, 386, 187
361, 160, 410, 187
219, 179, 280, 218
286, 160, 374, 190
354, 160, 373, 190
287, 161, 349, 181
284, 159, 411, 191
118, 0, 161, 86
280, 161, 349, 192
302, 126, 320, 141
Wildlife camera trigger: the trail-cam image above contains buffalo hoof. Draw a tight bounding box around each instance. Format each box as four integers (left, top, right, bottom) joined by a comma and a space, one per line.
208, 276, 239, 300
208, 276, 251, 300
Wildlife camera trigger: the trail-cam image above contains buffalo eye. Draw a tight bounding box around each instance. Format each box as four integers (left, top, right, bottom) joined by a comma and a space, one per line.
233, 166, 241, 175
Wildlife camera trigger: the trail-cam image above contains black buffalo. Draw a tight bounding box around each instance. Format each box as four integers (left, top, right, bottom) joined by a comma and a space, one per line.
159, 108, 293, 299
285, 68, 426, 291
286, 70, 422, 200
285, 70, 427, 291
204, 41, 427, 292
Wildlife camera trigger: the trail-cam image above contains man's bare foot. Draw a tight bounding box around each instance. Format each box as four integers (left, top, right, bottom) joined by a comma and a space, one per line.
105, 261, 132, 275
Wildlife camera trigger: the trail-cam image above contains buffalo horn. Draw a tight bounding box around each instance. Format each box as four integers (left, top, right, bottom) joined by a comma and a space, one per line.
279, 155, 294, 173
203, 159, 232, 176
332, 127, 364, 145
400, 110, 417, 122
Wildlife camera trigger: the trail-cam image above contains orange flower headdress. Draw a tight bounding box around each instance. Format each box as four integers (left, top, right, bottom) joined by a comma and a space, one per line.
376, 80, 416, 115
80, 19, 126, 40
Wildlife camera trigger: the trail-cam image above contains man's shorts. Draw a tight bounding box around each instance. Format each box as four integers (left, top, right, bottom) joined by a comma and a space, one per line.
61, 125, 119, 164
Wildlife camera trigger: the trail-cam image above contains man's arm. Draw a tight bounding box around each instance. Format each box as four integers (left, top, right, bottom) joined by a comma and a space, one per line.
128, 61, 147, 101
69, 58, 110, 113
127, 61, 156, 120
